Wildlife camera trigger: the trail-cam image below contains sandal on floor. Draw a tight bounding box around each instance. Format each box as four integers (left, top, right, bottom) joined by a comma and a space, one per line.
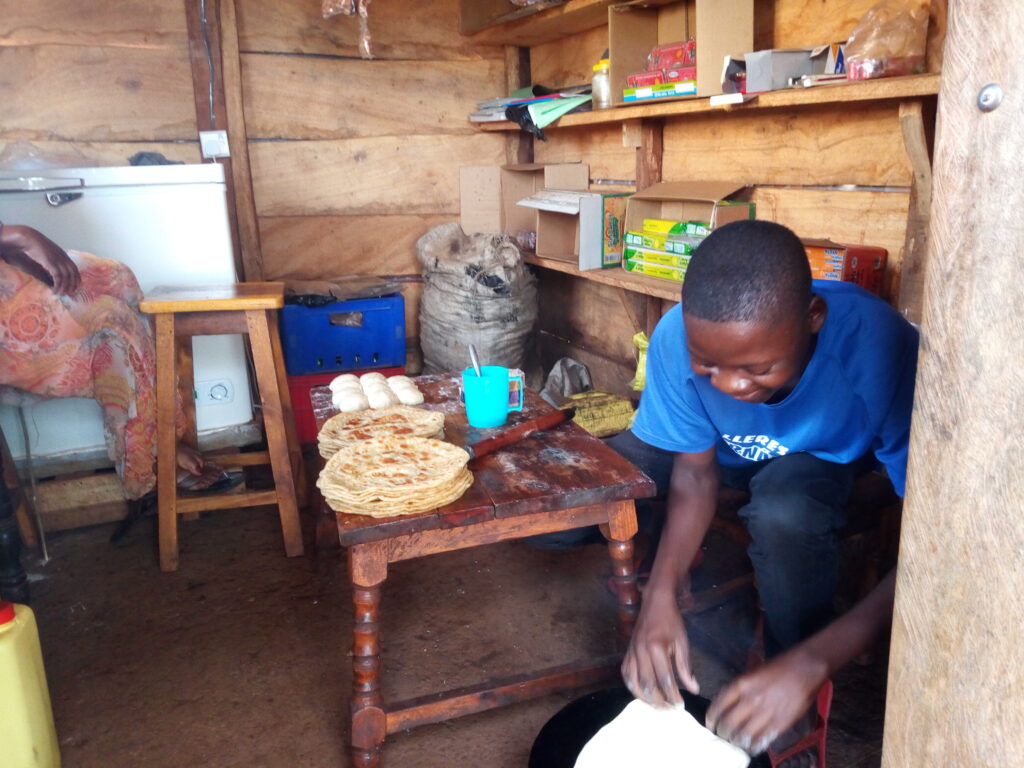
177, 467, 244, 495
767, 680, 833, 768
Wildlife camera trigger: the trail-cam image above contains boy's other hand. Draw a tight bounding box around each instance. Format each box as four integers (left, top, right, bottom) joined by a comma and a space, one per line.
621, 589, 699, 707
706, 646, 827, 754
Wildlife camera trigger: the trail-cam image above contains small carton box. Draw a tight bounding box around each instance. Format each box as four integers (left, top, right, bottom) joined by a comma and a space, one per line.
624, 230, 701, 255
624, 246, 693, 270
518, 189, 631, 270
609, 0, 753, 104
624, 81, 697, 102
642, 218, 712, 237
622, 182, 754, 269
803, 238, 888, 295
624, 257, 688, 283
459, 163, 589, 236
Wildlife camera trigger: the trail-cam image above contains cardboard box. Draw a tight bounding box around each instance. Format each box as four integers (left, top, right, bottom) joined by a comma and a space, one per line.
623, 182, 754, 257
459, 163, 589, 236
624, 257, 688, 283
624, 230, 701, 255
624, 246, 693, 270
743, 48, 816, 93
803, 238, 888, 295
608, 0, 753, 104
517, 189, 631, 270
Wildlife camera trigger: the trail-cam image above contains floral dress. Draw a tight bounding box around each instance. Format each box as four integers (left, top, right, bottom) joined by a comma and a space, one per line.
0, 251, 171, 499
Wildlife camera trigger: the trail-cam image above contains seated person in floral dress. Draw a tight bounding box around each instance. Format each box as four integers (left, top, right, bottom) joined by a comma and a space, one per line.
0, 222, 229, 500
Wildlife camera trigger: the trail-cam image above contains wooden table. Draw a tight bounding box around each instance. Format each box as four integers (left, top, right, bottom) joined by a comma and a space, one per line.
311, 374, 655, 767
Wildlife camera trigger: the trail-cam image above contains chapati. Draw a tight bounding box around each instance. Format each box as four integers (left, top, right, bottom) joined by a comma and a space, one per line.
317, 435, 472, 517
318, 405, 444, 459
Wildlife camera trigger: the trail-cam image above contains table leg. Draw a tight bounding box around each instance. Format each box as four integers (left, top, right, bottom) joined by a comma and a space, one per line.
603, 500, 640, 642
350, 541, 388, 767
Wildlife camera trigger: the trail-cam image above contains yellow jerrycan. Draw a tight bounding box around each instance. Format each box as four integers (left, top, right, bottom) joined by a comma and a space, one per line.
0, 600, 61, 767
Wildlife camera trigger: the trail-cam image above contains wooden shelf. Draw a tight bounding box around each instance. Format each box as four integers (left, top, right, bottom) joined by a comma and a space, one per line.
524, 254, 682, 302
474, 73, 940, 132
466, 0, 676, 46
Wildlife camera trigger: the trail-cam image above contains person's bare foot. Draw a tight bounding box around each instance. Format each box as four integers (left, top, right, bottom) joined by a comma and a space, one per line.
176, 445, 206, 476
174, 446, 232, 492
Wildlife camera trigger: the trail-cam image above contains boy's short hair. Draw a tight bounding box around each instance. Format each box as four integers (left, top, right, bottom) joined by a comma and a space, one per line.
682, 219, 811, 324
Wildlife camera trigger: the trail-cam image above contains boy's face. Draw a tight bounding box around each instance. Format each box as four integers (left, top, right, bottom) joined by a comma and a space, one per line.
683, 297, 826, 404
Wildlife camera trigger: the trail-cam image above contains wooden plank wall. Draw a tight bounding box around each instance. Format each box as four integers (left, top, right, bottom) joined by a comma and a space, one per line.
237, 0, 507, 359
0, 0, 200, 165
528, 0, 943, 394
0, 0, 507, 369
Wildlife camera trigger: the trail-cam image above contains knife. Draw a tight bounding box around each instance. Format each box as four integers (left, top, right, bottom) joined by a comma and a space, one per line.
466, 407, 576, 460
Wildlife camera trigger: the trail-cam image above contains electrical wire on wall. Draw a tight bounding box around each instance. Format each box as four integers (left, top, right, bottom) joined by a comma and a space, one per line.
199, 0, 217, 130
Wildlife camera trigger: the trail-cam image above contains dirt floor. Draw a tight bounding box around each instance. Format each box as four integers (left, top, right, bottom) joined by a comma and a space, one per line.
22, 503, 889, 768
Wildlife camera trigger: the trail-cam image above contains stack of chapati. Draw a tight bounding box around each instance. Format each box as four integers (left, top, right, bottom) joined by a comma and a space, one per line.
317, 435, 473, 517
317, 405, 445, 459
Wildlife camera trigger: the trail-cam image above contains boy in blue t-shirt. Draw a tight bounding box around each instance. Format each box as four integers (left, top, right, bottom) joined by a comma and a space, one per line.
619, 220, 917, 762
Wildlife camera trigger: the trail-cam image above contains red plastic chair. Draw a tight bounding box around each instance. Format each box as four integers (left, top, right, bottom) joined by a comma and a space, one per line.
767, 679, 833, 768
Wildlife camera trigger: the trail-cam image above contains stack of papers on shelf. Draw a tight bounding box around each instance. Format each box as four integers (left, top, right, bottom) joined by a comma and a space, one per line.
468, 85, 591, 123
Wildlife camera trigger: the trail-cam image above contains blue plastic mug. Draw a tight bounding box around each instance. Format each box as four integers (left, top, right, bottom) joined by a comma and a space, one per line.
462, 366, 524, 428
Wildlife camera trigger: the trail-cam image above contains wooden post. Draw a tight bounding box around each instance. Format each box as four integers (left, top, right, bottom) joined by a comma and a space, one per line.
636, 119, 663, 190
895, 99, 933, 324
504, 45, 533, 165
219, 0, 265, 281
183, 0, 247, 281
882, 2, 1024, 766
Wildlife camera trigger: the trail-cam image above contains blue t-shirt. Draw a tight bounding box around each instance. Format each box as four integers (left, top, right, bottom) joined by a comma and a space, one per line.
632, 280, 919, 496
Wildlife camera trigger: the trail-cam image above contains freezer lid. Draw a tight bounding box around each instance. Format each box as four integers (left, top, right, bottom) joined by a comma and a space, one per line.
0, 163, 224, 188
0, 176, 85, 193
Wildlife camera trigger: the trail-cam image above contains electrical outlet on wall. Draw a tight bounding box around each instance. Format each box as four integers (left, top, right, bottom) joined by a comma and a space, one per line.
199, 130, 230, 159
196, 379, 235, 406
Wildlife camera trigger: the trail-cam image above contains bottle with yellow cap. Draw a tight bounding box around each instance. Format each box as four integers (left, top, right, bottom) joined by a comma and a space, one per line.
0, 600, 61, 768
591, 58, 611, 109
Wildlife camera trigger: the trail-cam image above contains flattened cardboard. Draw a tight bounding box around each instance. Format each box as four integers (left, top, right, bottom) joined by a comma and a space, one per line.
459, 163, 588, 235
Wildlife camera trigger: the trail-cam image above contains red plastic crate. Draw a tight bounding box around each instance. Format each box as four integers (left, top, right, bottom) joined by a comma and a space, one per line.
288, 368, 404, 444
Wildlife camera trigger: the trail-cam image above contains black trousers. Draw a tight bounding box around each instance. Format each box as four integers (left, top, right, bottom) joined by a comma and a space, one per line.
526, 430, 869, 656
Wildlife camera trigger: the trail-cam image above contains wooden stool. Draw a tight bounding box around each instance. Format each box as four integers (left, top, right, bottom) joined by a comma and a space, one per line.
139, 283, 305, 571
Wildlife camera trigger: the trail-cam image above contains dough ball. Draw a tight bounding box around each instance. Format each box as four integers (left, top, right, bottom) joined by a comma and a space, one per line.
360, 372, 387, 385
361, 382, 390, 396
388, 375, 413, 387
332, 390, 369, 413
365, 387, 399, 409
333, 381, 363, 394
394, 387, 424, 405
328, 373, 360, 391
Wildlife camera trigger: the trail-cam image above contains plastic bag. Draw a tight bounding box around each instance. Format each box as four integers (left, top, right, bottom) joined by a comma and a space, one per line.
321, 0, 373, 59
845, 0, 930, 80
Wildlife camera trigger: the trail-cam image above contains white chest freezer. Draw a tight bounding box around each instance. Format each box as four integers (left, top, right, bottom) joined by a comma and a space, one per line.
0, 163, 253, 461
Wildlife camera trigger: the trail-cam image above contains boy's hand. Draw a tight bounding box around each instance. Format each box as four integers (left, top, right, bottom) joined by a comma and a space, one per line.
1, 225, 81, 295
706, 646, 827, 754
621, 589, 699, 707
